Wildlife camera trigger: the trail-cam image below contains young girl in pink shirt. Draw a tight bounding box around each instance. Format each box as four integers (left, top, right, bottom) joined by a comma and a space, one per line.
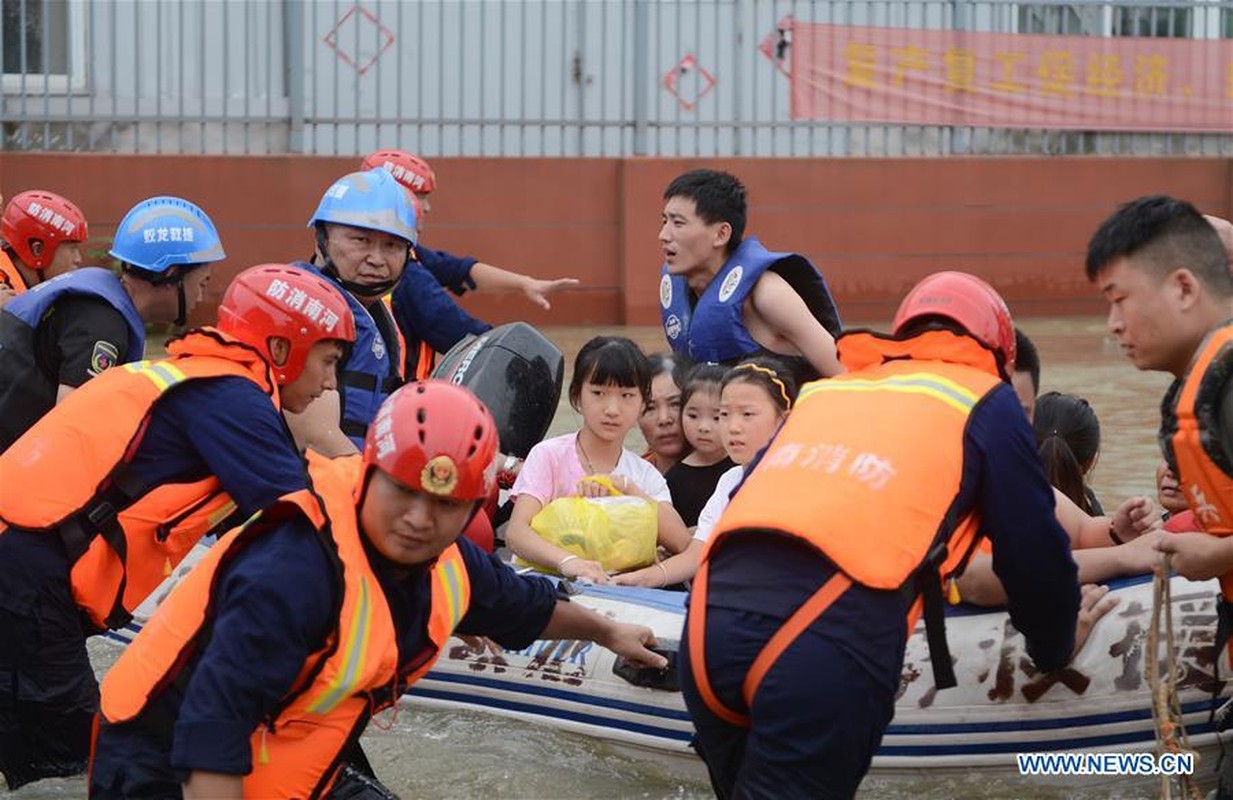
507, 336, 691, 583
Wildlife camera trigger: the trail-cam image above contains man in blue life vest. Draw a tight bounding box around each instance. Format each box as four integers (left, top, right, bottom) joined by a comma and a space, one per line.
287, 169, 528, 555
362, 149, 576, 486
90, 380, 667, 800
0, 189, 89, 309
658, 169, 844, 382
1084, 197, 1232, 603
284, 168, 423, 456
0, 196, 225, 452
361, 150, 579, 375
681, 271, 1114, 800
0, 263, 355, 790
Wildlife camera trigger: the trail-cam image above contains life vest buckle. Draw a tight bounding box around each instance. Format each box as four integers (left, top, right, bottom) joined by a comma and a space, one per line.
87, 501, 118, 529
59, 499, 123, 564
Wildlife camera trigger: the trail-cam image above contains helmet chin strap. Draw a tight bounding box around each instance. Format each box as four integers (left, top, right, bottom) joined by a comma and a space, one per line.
123, 263, 192, 326
174, 277, 188, 327
315, 225, 405, 299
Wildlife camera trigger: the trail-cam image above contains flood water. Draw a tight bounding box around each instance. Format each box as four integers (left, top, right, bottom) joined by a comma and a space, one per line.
15, 317, 1184, 800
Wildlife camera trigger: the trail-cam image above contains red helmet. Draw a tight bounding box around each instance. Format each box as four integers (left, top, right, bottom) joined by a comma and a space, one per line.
363, 381, 499, 502
0, 190, 88, 270
892, 271, 1016, 370
216, 264, 357, 385
360, 150, 437, 195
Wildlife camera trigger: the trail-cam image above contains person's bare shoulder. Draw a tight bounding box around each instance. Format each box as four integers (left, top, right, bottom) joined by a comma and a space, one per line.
744, 271, 803, 348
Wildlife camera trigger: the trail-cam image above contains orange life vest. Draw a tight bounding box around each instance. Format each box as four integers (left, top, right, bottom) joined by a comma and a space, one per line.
102, 452, 472, 799
0, 250, 27, 294
689, 329, 1004, 726
0, 329, 291, 631
380, 292, 433, 380
379, 294, 411, 378
412, 339, 435, 380
1162, 322, 1233, 598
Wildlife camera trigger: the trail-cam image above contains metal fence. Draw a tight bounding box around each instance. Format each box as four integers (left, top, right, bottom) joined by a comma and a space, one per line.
2, 0, 1231, 157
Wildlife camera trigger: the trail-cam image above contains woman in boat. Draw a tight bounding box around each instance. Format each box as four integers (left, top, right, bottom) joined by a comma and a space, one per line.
1034, 391, 1106, 515
638, 352, 689, 474
957, 366, 1164, 606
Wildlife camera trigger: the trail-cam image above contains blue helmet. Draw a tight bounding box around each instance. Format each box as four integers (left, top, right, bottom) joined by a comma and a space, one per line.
308, 168, 418, 246
109, 196, 225, 275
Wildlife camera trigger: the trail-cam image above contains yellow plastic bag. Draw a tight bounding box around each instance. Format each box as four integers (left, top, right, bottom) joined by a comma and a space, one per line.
518, 476, 658, 573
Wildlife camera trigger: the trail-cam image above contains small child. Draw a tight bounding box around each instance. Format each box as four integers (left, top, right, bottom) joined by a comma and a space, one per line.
615, 357, 797, 588
506, 336, 691, 583
665, 364, 734, 528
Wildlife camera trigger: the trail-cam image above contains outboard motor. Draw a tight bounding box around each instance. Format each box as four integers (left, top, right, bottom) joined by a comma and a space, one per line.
431, 321, 564, 461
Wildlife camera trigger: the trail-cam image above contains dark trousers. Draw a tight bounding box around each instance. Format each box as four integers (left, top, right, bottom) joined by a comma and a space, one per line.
90, 720, 399, 800
89, 719, 180, 799
680, 603, 897, 800
0, 531, 96, 790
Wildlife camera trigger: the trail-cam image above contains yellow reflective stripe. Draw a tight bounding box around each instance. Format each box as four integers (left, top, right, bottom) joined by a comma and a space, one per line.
306, 577, 372, 715
441, 558, 465, 631
799, 373, 978, 415
150, 362, 188, 386
205, 501, 238, 529
123, 360, 189, 392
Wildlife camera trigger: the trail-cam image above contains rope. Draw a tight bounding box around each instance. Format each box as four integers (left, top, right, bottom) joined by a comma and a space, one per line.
1148, 554, 1203, 800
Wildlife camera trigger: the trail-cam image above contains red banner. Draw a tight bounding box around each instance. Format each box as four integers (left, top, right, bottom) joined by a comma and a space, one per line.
790, 22, 1233, 133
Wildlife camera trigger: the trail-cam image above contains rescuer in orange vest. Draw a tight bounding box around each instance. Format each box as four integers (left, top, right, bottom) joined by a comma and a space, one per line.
681, 271, 1116, 800
90, 380, 667, 800
1085, 197, 1233, 604
0, 264, 355, 791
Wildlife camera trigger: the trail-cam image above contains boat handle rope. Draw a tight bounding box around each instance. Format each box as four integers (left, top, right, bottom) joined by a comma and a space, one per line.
1148, 554, 1204, 800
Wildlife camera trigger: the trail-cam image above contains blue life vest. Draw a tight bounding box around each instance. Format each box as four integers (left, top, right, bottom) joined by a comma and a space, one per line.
5, 268, 146, 361
659, 237, 841, 365
293, 262, 402, 449
0, 267, 147, 451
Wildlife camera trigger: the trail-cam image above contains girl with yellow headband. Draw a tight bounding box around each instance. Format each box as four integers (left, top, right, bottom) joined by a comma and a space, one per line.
615, 357, 797, 588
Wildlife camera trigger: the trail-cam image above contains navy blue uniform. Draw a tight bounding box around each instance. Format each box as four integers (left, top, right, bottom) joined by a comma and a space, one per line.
0, 297, 132, 452
417, 246, 477, 297
680, 385, 1079, 800
391, 258, 491, 357
0, 378, 307, 790
90, 522, 559, 797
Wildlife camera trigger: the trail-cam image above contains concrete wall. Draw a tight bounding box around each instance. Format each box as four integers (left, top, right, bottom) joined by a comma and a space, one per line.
2, 154, 1229, 328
